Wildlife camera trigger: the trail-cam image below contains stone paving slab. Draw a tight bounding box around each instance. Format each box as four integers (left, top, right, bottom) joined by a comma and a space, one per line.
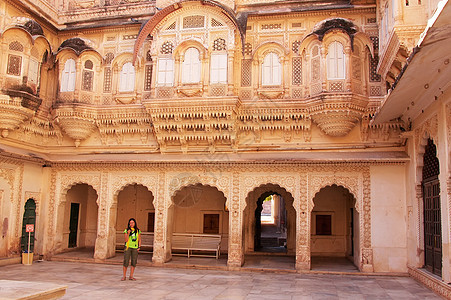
0, 261, 443, 299
0, 279, 66, 300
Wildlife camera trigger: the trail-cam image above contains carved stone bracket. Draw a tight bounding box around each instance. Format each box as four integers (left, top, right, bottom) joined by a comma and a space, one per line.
308, 93, 368, 137
0, 95, 36, 138
52, 104, 97, 147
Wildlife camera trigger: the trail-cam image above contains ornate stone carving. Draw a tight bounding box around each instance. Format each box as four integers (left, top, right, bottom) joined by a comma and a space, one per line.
308, 94, 368, 137
143, 97, 240, 153
52, 105, 97, 147
0, 95, 36, 138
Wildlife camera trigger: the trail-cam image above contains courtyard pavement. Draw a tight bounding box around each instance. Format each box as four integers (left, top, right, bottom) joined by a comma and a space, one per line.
0, 260, 443, 299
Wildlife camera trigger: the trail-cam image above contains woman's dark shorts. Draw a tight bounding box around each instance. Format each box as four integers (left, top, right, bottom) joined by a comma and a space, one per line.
123, 248, 138, 267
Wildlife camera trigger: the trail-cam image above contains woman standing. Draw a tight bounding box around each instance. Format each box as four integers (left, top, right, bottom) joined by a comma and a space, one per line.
122, 218, 141, 281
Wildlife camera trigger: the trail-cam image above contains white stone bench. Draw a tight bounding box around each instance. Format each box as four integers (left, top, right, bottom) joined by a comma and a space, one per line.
116, 231, 154, 253
172, 233, 221, 259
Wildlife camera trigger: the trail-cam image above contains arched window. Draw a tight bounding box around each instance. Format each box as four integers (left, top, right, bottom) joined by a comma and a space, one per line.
327, 41, 345, 79
119, 62, 135, 92
210, 53, 227, 84
157, 58, 174, 86
182, 47, 201, 84
262, 52, 281, 86
60, 58, 76, 92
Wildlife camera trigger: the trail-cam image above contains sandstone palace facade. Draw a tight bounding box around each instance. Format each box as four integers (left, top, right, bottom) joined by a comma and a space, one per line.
0, 0, 450, 295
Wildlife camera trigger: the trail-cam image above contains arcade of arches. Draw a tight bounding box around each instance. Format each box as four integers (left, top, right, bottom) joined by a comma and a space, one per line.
0, 0, 450, 296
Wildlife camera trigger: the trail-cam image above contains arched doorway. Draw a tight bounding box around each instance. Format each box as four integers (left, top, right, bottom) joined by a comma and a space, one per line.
63, 184, 98, 250
422, 138, 442, 276
170, 183, 228, 259
244, 184, 296, 255
254, 192, 287, 252
20, 199, 36, 254
311, 185, 358, 270
115, 184, 154, 252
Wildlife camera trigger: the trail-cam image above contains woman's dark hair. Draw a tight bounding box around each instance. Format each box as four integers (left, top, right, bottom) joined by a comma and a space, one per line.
127, 218, 139, 233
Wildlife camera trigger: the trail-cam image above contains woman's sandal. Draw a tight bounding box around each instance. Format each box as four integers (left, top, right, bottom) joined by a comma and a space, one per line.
129, 277, 136, 281
121, 277, 126, 281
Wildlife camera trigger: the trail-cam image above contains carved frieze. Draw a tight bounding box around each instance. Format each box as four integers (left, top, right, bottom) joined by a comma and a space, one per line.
143, 97, 241, 153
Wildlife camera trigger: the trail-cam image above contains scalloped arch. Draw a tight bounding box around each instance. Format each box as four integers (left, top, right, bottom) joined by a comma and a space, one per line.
168, 173, 230, 206
112, 52, 138, 69
60, 182, 99, 206
308, 174, 361, 214
133, 0, 245, 64
298, 35, 321, 56
79, 50, 103, 65
174, 40, 208, 60
253, 41, 289, 60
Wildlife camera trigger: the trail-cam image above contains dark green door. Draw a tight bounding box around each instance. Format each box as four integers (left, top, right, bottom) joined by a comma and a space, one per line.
422, 139, 442, 277
21, 199, 36, 252
68, 203, 79, 248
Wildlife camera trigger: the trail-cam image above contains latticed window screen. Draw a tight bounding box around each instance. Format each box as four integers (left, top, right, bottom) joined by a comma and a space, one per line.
183, 16, 205, 29
166, 22, 176, 30
82, 70, 93, 91
369, 54, 381, 82
244, 43, 252, 56
292, 57, 302, 85
144, 65, 153, 91
241, 59, 252, 87
352, 56, 361, 80
211, 18, 223, 27
292, 40, 301, 53
85, 60, 93, 70
7, 54, 22, 76
103, 67, 112, 92
9, 41, 24, 52
370, 36, 379, 51
105, 53, 114, 65
213, 38, 226, 51
161, 42, 174, 54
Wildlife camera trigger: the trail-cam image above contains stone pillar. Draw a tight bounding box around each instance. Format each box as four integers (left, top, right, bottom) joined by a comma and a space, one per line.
227, 172, 244, 269
296, 174, 310, 271
151, 59, 157, 98
283, 56, 290, 98
202, 52, 209, 97
320, 46, 327, 91
253, 59, 260, 100
94, 172, 109, 260
227, 49, 234, 96
152, 172, 169, 265
360, 167, 374, 272
345, 45, 352, 91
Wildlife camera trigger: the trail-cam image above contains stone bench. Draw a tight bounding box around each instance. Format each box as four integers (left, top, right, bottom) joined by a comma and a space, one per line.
116, 231, 153, 253
172, 233, 221, 259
